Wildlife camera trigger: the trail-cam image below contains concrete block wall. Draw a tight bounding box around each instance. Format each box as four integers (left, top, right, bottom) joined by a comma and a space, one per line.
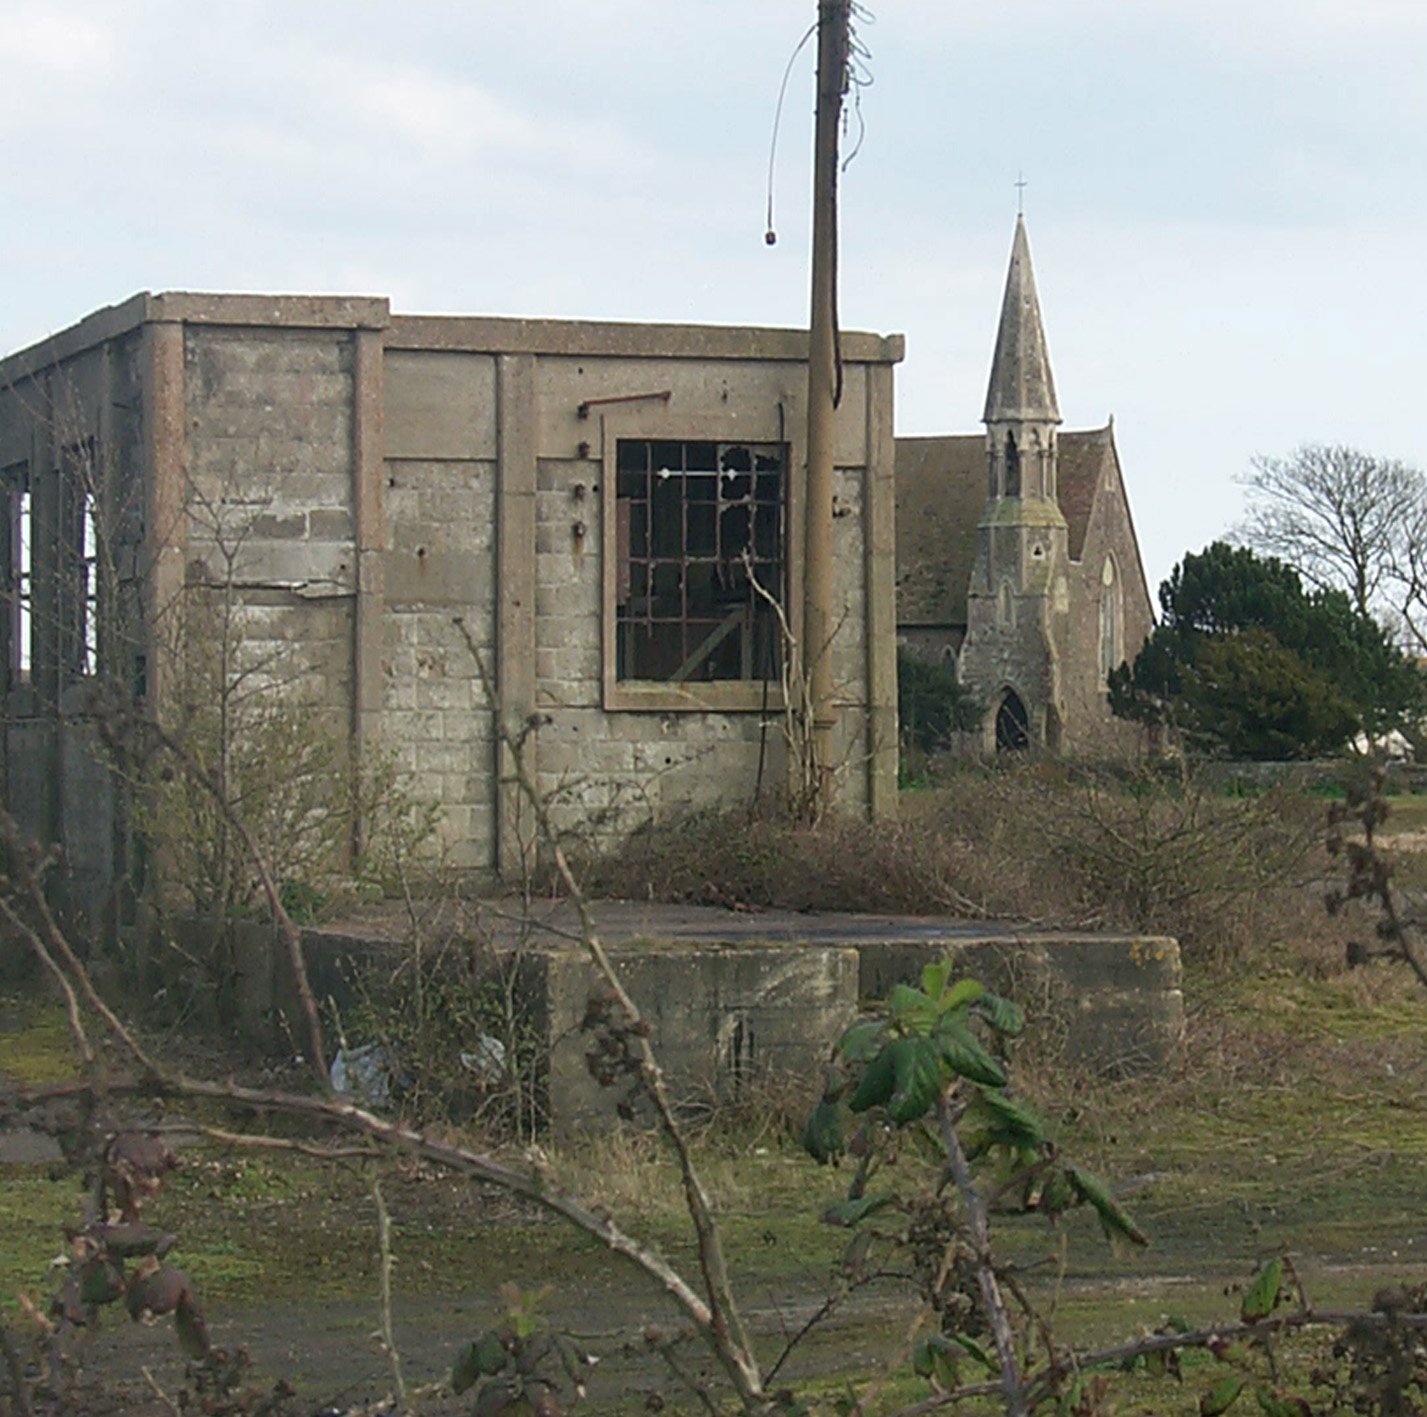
380, 464, 498, 871
183, 328, 358, 728
186, 915, 1183, 1135
0, 296, 903, 906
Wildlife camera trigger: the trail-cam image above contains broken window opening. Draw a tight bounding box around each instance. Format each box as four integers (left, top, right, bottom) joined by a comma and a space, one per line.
2, 463, 30, 683
615, 439, 786, 683
60, 440, 99, 680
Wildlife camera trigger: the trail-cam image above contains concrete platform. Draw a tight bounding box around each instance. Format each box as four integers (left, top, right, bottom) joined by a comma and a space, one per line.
179, 900, 1183, 1134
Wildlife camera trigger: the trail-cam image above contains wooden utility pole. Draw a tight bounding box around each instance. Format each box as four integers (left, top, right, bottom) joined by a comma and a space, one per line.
803, 0, 850, 816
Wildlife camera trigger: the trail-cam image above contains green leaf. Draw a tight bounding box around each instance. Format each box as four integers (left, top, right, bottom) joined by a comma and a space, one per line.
836, 1019, 886, 1065
886, 1037, 944, 1124
974, 991, 1026, 1037
972, 1088, 1045, 1149
947, 1332, 996, 1371
1201, 1375, 1245, 1416
919, 960, 952, 1002
942, 977, 984, 1010
453, 1330, 510, 1393
849, 1044, 898, 1113
935, 1020, 1008, 1088
1069, 1166, 1149, 1247
822, 1191, 895, 1227
451, 1342, 482, 1395
802, 1097, 849, 1164
1038, 1167, 1077, 1216
1240, 1257, 1284, 1323
911, 1335, 960, 1391
888, 984, 938, 1034
473, 1382, 522, 1417
840, 1228, 874, 1278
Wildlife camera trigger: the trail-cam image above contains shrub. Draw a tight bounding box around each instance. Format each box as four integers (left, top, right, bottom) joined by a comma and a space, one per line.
579, 758, 1335, 966
897, 647, 982, 762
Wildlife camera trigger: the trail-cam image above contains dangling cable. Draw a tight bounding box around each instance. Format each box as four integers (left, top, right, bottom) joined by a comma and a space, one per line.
832, 3, 876, 405
764, 22, 817, 246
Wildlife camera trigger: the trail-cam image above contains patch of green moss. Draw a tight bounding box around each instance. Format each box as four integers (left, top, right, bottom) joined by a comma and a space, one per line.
0, 1000, 83, 1083
0, 1170, 86, 1310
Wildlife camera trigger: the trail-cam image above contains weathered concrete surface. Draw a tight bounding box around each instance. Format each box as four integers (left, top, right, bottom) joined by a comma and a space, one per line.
0, 295, 904, 898
536, 940, 860, 1137
175, 900, 1183, 1133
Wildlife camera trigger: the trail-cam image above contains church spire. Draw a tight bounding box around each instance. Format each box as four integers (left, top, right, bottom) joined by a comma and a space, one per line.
983, 215, 1061, 425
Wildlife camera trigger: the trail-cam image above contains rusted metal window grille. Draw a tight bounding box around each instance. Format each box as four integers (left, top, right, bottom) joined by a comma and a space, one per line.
615, 439, 785, 683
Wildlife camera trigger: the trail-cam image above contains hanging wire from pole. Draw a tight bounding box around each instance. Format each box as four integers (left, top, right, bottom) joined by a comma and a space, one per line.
764, 22, 817, 246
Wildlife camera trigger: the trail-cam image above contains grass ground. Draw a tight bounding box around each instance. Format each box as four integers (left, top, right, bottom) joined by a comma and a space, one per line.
5, 780, 1427, 1413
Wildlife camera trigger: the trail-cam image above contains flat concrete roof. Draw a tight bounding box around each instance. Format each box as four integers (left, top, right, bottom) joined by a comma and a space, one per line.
0, 292, 904, 387
316, 896, 1168, 952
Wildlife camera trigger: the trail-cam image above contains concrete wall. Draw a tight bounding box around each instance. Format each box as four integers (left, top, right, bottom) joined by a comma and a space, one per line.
176, 915, 1184, 1134
0, 319, 149, 935
0, 294, 903, 907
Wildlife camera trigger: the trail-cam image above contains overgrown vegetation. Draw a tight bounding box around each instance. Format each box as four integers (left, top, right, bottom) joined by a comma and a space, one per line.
897, 647, 982, 778
136, 584, 438, 924
344, 904, 544, 1136
580, 757, 1329, 964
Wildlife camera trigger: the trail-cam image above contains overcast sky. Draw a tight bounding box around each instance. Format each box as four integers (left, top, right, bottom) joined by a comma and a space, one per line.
3, 0, 1424, 594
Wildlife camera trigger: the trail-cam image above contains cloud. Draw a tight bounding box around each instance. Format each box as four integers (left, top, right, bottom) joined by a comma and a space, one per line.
0, 3, 119, 76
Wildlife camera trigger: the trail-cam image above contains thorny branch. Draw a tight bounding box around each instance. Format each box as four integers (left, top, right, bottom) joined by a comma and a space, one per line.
1328, 765, 1427, 993
452, 615, 768, 1411
936, 1089, 1027, 1417
2, 638, 774, 1414
91, 695, 330, 1085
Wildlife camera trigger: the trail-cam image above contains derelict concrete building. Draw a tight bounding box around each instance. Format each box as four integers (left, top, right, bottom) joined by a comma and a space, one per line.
0, 294, 903, 918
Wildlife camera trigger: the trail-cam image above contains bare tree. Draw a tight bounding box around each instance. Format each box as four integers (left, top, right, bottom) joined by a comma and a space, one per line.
1236, 443, 1427, 633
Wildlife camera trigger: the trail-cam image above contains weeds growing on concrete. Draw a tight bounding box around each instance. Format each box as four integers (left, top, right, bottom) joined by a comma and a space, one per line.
582, 757, 1332, 967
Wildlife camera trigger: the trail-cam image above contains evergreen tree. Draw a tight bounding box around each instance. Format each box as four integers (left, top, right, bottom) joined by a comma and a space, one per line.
1110, 542, 1425, 759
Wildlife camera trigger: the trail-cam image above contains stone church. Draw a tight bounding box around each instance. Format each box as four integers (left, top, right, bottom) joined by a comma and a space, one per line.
895, 217, 1154, 752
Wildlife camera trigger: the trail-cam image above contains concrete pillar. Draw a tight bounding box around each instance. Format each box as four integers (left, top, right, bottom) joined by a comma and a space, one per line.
141, 319, 187, 713
495, 354, 537, 878
351, 327, 387, 765
864, 362, 898, 817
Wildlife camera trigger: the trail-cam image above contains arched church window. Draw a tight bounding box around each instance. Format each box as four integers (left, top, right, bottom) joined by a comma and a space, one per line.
1099, 556, 1121, 682
1004, 432, 1021, 497
995, 689, 1030, 752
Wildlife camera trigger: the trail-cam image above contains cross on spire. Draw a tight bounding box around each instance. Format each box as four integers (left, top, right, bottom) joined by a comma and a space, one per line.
1015, 171, 1028, 216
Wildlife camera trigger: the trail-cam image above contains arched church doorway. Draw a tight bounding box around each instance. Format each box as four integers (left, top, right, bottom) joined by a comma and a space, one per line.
995, 690, 1030, 752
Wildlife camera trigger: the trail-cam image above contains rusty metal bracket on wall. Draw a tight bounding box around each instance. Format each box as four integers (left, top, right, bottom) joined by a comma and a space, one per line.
576, 389, 672, 420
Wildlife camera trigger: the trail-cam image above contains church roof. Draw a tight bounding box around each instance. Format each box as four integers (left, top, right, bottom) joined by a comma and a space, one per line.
895, 426, 1115, 627
983, 216, 1061, 425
